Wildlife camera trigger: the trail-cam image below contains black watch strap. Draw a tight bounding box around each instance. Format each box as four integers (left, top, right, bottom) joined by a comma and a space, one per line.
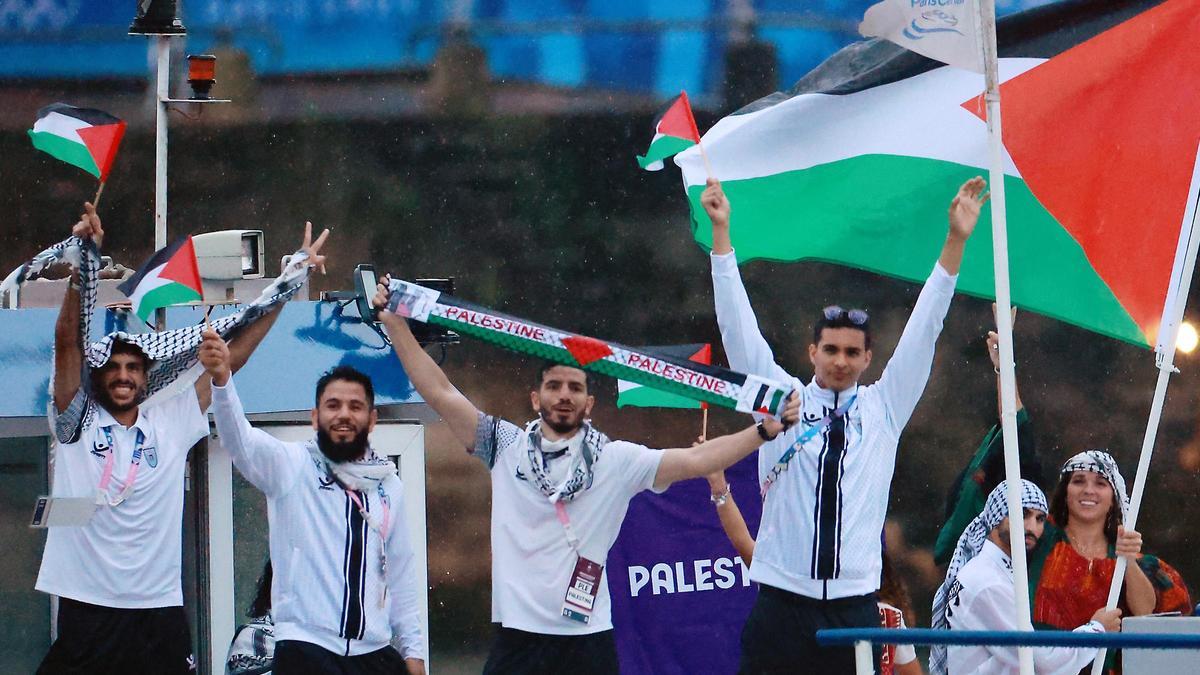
756, 419, 777, 442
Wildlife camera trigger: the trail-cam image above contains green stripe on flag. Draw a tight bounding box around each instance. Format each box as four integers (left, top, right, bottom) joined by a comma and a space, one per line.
638, 135, 698, 169
617, 385, 704, 409
688, 154, 1146, 347
28, 131, 100, 177
135, 283, 202, 322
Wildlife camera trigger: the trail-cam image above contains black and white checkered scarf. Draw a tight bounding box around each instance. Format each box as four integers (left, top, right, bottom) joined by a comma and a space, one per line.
1060, 450, 1129, 521
522, 419, 609, 503
6, 235, 311, 443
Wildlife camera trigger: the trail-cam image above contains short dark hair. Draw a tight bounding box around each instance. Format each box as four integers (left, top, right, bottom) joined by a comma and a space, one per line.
534, 360, 593, 394
1049, 468, 1121, 543
812, 312, 872, 349
315, 365, 375, 407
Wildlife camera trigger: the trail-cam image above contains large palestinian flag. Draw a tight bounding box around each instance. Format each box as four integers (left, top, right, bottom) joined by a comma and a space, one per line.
676, 0, 1199, 348
28, 103, 126, 181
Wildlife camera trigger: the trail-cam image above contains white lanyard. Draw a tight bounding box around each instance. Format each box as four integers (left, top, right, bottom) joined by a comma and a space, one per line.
95, 427, 145, 507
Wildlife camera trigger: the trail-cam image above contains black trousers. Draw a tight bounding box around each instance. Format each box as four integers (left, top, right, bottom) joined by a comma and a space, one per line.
37, 598, 195, 675
483, 626, 619, 675
738, 585, 881, 675
274, 640, 409, 675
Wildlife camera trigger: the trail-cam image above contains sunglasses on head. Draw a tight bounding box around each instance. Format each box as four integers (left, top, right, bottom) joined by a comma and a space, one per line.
822, 305, 869, 325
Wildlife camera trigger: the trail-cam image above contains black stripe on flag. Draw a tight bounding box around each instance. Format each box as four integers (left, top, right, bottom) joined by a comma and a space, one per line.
36, 102, 123, 128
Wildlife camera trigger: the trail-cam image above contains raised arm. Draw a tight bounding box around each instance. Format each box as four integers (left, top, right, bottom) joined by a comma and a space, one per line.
53, 202, 103, 413
703, 179, 794, 388
373, 275, 480, 449
654, 392, 799, 490
706, 469, 756, 564
199, 328, 304, 496
873, 178, 984, 432
194, 222, 329, 412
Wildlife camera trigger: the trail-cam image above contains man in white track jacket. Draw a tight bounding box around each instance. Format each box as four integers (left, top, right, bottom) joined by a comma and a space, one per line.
701, 177, 987, 673
200, 331, 426, 674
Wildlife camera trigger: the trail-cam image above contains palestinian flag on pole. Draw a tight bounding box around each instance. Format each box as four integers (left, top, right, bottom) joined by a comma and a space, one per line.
28, 103, 126, 181
676, 0, 1199, 349
118, 237, 204, 323
637, 91, 701, 171
617, 344, 712, 409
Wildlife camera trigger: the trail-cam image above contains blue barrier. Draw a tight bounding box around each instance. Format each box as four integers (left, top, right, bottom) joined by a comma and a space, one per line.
816, 627, 1200, 650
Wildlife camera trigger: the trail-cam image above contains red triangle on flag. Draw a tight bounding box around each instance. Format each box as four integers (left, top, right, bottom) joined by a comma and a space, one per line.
656, 92, 701, 143
961, 0, 1200, 343
76, 122, 127, 182
688, 343, 712, 366
159, 236, 204, 297
561, 335, 614, 367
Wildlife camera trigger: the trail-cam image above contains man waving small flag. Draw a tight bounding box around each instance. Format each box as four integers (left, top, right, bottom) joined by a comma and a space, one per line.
118, 237, 204, 323
637, 91, 703, 172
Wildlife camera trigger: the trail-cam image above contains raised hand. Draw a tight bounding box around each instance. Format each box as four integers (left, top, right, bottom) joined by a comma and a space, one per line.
701, 178, 731, 229
198, 326, 232, 386
299, 221, 330, 273
761, 391, 801, 437
948, 176, 989, 241
71, 201, 104, 248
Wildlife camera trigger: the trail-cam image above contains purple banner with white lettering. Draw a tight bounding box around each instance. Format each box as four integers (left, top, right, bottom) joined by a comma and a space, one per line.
608, 452, 761, 674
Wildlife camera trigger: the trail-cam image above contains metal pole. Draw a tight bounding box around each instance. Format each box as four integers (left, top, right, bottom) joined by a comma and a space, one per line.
976, 2, 1034, 673
154, 35, 169, 331
854, 639, 874, 675
1089, 140, 1200, 675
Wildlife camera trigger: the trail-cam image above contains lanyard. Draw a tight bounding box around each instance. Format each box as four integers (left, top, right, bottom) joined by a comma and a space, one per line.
96, 427, 145, 507
344, 488, 391, 541
553, 498, 582, 551
345, 487, 391, 608
760, 394, 857, 499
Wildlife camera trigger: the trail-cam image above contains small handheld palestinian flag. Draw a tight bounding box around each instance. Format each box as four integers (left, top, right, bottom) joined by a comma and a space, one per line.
384, 279, 793, 417
29, 103, 126, 184
617, 344, 712, 409
118, 237, 204, 323
637, 91, 704, 172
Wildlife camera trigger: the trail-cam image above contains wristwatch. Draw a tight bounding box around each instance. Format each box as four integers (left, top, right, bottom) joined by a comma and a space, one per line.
710, 484, 731, 507
756, 419, 778, 442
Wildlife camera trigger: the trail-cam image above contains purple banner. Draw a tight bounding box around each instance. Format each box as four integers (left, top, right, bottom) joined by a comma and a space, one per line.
608, 453, 761, 674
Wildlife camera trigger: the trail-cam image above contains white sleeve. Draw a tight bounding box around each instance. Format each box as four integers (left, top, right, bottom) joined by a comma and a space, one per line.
870, 262, 957, 435
710, 250, 798, 410
966, 584, 1101, 673
210, 377, 305, 498
613, 441, 666, 495
385, 479, 427, 662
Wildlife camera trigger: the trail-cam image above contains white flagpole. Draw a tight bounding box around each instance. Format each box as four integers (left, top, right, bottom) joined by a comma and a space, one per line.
1089, 140, 1200, 675
977, 2, 1034, 673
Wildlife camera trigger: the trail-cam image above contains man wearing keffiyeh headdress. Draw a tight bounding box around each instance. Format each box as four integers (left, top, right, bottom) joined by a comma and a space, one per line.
931, 480, 1121, 675
935, 328, 1192, 674
25, 202, 328, 675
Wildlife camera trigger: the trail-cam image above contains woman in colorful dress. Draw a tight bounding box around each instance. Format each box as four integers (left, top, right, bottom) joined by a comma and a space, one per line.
936, 323, 1191, 673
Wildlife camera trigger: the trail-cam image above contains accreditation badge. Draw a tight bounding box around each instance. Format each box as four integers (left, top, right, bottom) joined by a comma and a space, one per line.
30, 496, 99, 528
561, 556, 603, 624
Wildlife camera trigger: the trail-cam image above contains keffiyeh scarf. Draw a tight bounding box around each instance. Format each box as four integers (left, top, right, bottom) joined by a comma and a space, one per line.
522, 419, 609, 503
930, 479, 1048, 675
1060, 450, 1129, 521
5, 235, 312, 443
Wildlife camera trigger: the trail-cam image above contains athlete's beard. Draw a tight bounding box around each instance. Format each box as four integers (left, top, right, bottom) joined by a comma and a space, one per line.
539, 407, 584, 436
92, 379, 146, 415
316, 427, 370, 463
